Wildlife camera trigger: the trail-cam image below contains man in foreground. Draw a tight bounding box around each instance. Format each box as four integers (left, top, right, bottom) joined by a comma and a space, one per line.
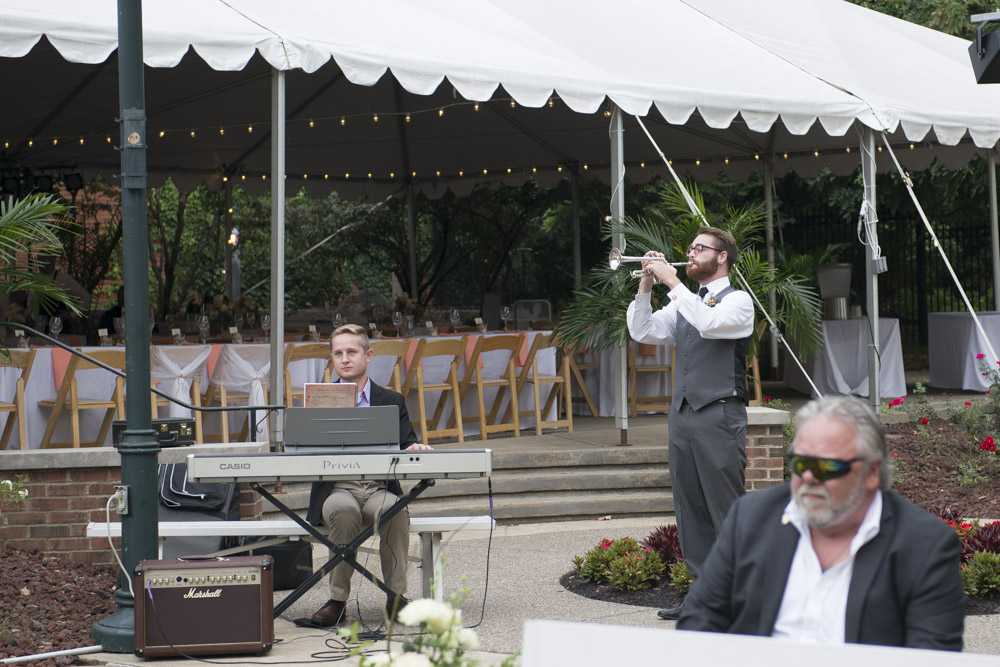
306, 324, 431, 627
677, 395, 965, 650
627, 226, 754, 620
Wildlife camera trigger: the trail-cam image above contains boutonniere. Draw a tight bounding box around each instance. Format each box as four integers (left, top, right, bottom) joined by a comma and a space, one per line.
705, 295, 717, 307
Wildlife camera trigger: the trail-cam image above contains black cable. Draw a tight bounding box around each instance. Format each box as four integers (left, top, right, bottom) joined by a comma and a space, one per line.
463, 476, 495, 630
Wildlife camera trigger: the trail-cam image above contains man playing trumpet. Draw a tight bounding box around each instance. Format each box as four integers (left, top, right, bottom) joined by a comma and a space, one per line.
626, 226, 754, 621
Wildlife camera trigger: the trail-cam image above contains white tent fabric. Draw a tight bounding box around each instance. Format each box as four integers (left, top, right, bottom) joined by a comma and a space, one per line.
2, 0, 999, 200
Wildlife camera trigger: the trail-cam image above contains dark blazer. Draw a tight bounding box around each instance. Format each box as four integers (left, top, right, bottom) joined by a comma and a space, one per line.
678, 483, 965, 651
305, 381, 418, 526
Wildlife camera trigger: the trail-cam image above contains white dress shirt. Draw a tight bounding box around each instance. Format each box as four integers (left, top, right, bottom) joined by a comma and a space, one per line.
771, 492, 883, 644
355, 378, 371, 407
626, 276, 754, 345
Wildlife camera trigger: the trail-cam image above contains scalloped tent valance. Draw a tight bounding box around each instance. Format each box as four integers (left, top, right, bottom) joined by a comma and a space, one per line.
1, 0, 999, 200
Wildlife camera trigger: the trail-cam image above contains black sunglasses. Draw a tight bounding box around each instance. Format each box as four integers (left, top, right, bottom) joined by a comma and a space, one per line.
788, 454, 862, 482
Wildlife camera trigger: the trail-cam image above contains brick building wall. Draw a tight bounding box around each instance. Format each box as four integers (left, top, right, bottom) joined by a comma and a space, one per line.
0, 444, 265, 565
744, 422, 787, 491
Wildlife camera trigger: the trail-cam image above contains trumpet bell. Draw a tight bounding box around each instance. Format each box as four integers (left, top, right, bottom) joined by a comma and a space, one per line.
608, 247, 623, 270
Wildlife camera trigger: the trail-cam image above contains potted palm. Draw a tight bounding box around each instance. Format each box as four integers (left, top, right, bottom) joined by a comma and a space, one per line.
554, 182, 823, 363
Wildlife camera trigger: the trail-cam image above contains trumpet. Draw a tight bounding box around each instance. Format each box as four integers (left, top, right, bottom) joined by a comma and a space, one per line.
608, 247, 689, 279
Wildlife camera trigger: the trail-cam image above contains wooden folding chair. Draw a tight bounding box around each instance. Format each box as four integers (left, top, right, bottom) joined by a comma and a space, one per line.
38, 349, 164, 448
452, 333, 523, 440
409, 337, 465, 443
628, 344, 675, 417
369, 339, 413, 395
503, 333, 572, 435
565, 344, 599, 417
747, 321, 768, 406
0, 348, 36, 450
283, 342, 334, 406
201, 345, 271, 443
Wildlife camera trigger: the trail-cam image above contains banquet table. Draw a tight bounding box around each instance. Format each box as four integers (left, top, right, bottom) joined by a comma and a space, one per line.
783, 317, 907, 399
2, 334, 556, 449
571, 341, 674, 417
927, 311, 1000, 391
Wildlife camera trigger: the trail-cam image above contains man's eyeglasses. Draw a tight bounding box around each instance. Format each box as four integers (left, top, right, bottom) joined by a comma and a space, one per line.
788, 454, 863, 481
686, 243, 723, 256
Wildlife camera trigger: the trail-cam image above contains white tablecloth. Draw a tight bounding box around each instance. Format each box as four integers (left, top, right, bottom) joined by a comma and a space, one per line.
571, 341, 674, 417
928, 311, 1000, 391
783, 318, 907, 399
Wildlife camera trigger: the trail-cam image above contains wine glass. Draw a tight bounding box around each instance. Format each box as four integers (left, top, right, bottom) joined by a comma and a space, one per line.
405, 314, 414, 337
197, 314, 211, 344
500, 305, 512, 331
261, 311, 271, 342
234, 312, 245, 334
49, 315, 63, 342
450, 308, 461, 329
245, 311, 257, 339
392, 311, 403, 335
333, 312, 344, 330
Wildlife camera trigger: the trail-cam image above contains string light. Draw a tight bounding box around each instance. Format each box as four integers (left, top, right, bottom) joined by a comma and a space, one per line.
190, 131, 196, 138
390, 172, 395, 178
52, 139, 58, 146
557, 165, 563, 172
3, 142, 7, 150
222, 176, 228, 182
458, 170, 463, 177
262, 174, 266, 180
724, 158, 729, 165
27, 140, 33, 147
846, 147, 851, 153
438, 108, 444, 117
405, 114, 411, 123
219, 127, 224, 135
640, 161, 645, 168
909, 143, 915, 150
247, 125, 253, 133
159, 130, 165, 138
368, 172, 372, 179
373, 114, 379, 123
510, 100, 516, 108
783, 152, 788, 159
531, 166, 537, 173
548, 98, 554, 108
877, 146, 883, 152
411, 171, 416, 177
506, 167, 511, 174
303, 174, 308, 179
754, 154, 759, 160
482, 168, 488, 175
344, 173, 349, 179
324, 174, 329, 180
583, 164, 589, 170
436, 170, 442, 177
241, 174, 246, 181
474, 103, 479, 111
340, 117, 345, 126
813, 151, 819, 157
309, 120, 314, 128
695, 160, 700, 166
79, 138, 84, 145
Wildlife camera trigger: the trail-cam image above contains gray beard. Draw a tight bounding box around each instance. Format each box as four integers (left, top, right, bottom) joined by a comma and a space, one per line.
795, 473, 870, 530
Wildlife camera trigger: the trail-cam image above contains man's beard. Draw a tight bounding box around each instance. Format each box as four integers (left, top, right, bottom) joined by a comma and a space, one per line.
794, 471, 871, 530
685, 258, 717, 283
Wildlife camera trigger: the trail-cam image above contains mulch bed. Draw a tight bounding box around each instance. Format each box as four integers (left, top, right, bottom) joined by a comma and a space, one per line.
562, 417, 1000, 616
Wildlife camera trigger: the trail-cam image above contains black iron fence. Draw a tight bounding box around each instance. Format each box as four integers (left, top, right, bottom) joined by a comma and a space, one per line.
779, 209, 995, 347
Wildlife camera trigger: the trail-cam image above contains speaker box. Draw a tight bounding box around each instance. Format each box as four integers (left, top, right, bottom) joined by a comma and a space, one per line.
969, 29, 1000, 84
133, 556, 274, 658
244, 539, 313, 590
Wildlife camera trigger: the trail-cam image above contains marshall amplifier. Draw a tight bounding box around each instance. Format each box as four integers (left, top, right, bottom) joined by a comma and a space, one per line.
133, 556, 274, 658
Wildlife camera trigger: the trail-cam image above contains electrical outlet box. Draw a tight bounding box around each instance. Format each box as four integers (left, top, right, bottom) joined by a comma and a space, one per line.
114, 485, 130, 515
874, 256, 888, 274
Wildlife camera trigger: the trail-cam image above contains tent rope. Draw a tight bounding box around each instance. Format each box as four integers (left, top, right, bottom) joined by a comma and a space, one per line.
633, 115, 825, 398
880, 133, 1000, 366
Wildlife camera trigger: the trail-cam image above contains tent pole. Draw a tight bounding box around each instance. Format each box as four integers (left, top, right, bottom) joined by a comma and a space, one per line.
407, 184, 418, 300
609, 104, 628, 443
764, 158, 778, 369
990, 150, 1000, 310
269, 67, 286, 447
571, 169, 582, 290
861, 128, 881, 410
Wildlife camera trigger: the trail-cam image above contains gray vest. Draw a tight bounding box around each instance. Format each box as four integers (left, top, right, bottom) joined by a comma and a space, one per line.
672, 286, 749, 411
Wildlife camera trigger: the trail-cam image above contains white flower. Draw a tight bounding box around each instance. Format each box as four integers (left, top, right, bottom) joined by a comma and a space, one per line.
1, 479, 12, 490
364, 652, 393, 666
18, 489, 28, 499
390, 653, 431, 667
456, 628, 480, 651
396, 598, 460, 634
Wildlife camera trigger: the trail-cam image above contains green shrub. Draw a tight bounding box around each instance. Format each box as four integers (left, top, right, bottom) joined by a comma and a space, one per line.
668, 560, 694, 595
961, 551, 1000, 598
573, 537, 665, 590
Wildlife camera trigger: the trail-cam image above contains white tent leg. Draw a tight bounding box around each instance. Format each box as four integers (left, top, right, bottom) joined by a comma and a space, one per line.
765, 159, 778, 369
269, 67, 286, 447
990, 150, 999, 310
609, 104, 628, 439
860, 127, 881, 410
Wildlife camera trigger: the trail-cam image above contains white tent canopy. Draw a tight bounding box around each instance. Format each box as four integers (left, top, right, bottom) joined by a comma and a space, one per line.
2, 0, 999, 201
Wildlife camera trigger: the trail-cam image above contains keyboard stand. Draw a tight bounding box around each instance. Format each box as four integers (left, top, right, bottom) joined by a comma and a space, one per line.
252, 479, 435, 618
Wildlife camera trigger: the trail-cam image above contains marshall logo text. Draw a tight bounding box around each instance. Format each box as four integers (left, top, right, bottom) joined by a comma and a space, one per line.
183, 588, 223, 599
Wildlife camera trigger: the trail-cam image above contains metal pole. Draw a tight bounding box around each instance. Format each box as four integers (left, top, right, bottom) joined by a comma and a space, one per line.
764, 159, 778, 369
571, 170, 582, 290
861, 128, 881, 409
92, 0, 158, 652
407, 184, 418, 300
269, 68, 286, 448
609, 104, 628, 443
989, 150, 1000, 310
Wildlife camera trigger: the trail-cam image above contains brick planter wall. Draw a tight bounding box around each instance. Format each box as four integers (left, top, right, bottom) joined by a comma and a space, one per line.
0, 443, 266, 565
744, 407, 790, 492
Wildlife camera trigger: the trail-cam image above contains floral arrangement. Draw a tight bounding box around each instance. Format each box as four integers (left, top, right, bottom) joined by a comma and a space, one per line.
341, 596, 515, 667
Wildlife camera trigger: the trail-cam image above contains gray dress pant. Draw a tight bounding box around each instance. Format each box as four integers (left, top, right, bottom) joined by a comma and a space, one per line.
668, 397, 747, 578
321, 480, 410, 601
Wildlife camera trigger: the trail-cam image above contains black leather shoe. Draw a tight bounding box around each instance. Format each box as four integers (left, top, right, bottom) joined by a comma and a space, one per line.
311, 599, 346, 627
657, 603, 684, 621
385, 595, 410, 623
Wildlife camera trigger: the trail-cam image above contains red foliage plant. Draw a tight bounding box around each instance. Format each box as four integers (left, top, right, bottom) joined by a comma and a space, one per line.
962, 521, 1000, 562
641, 524, 683, 567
